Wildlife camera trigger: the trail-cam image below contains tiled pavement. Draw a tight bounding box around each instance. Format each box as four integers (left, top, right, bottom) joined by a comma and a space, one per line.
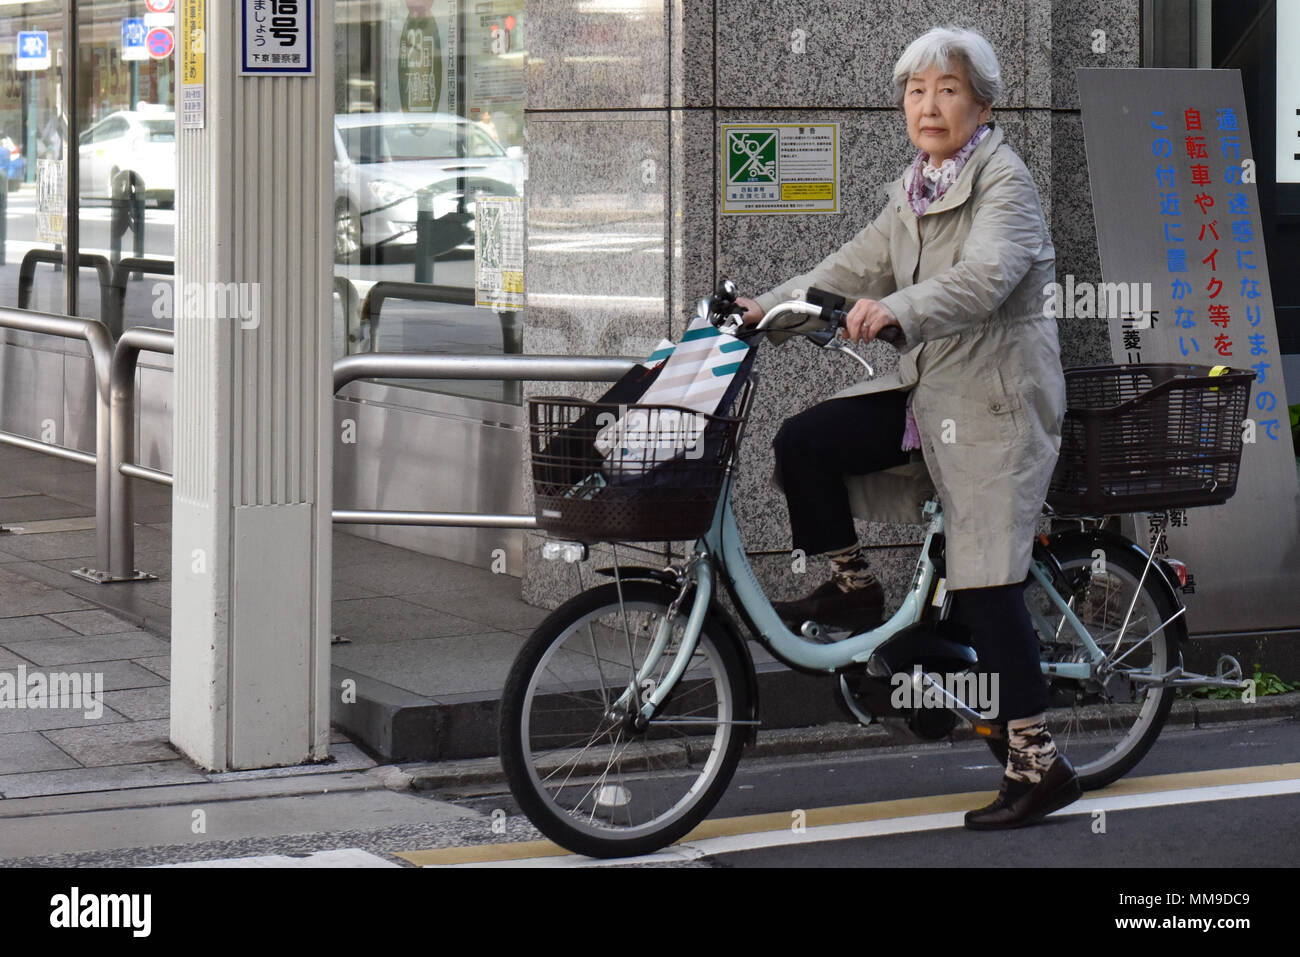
0, 441, 550, 798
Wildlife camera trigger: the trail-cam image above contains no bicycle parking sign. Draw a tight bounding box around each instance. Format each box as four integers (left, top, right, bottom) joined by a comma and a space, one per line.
722, 124, 839, 215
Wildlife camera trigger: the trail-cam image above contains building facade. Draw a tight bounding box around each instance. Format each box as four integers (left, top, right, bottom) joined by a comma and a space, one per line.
0, 1, 1295, 765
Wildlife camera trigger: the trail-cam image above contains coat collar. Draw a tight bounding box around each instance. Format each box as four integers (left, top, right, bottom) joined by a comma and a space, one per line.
893, 121, 1004, 220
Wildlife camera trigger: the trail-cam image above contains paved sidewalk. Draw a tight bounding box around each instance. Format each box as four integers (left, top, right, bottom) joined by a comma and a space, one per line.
0, 440, 551, 796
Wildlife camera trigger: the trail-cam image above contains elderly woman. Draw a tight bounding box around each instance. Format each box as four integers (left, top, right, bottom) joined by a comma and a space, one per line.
736, 26, 1076, 830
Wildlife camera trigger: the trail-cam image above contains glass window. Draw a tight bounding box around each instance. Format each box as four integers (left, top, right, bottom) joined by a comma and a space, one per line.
334, 1, 526, 405
74, 0, 177, 332
0, 2, 67, 318
466, 126, 504, 158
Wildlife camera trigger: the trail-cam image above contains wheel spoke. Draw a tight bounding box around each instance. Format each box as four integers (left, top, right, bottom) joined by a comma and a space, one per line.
504, 585, 744, 854
1019, 542, 1175, 788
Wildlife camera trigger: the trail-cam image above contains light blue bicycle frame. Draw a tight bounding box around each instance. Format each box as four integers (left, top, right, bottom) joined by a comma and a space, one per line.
624, 484, 1101, 724
612, 296, 1110, 722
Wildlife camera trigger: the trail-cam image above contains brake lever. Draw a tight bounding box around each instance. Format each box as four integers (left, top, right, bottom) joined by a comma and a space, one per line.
822, 338, 875, 377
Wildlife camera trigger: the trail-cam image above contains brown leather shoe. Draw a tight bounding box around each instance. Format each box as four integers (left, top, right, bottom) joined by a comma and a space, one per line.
963, 755, 1081, 830
772, 578, 885, 632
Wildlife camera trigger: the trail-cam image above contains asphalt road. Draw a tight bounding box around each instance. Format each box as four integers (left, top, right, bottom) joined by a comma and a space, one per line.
7, 715, 1291, 870
430, 716, 1300, 868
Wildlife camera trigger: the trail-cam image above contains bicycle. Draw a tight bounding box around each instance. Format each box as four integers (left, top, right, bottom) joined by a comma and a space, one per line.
499, 280, 1257, 859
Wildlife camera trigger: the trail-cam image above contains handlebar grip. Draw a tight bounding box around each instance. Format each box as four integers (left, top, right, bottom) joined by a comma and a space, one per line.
878, 325, 905, 346
830, 309, 906, 347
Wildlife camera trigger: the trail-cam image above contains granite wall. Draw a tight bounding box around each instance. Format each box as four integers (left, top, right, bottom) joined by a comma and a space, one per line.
521, 0, 1143, 608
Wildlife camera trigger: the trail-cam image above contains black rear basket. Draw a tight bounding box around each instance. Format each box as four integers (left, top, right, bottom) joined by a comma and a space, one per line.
1047, 363, 1255, 515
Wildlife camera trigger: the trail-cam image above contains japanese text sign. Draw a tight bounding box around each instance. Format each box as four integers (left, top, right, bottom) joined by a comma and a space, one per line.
240, 0, 313, 76
1078, 68, 1299, 633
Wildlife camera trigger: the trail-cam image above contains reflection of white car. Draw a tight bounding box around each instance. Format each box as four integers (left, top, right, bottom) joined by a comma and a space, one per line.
333, 112, 524, 261
78, 110, 176, 206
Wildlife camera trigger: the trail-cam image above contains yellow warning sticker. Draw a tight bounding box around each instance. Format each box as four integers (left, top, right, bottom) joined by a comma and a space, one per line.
182, 0, 205, 83
781, 182, 834, 202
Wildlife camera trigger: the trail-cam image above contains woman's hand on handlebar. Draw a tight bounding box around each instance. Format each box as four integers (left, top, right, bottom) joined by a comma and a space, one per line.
843, 298, 901, 344
735, 296, 765, 325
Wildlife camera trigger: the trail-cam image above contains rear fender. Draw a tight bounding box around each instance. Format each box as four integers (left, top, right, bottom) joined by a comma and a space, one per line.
1047, 529, 1190, 646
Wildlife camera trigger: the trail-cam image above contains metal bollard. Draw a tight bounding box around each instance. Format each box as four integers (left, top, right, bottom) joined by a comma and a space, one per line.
414, 186, 434, 284
109, 171, 147, 278
0, 182, 6, 268
110, 174, 125, 267
131, 175, 145, 275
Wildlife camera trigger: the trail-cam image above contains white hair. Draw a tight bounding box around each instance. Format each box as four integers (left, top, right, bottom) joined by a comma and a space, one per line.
892, 26, 1003, 109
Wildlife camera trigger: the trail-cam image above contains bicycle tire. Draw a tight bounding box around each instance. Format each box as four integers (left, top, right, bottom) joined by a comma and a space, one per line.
499, 580, 751, 859
987, 535, 1180, 790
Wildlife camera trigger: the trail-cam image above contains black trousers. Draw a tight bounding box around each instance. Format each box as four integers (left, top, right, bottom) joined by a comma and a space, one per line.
772, 391, 911, 556
772, 393, 1049, 722
948, 581, 1050, 721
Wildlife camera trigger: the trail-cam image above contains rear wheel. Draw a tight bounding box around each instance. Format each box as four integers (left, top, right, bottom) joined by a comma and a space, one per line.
993, 536, 1179, 790
499, 581, 751, 859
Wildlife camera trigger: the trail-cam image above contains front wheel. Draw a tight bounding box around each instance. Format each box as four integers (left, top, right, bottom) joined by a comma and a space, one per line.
990, 536, 1180, 790
499, 580, 751, 859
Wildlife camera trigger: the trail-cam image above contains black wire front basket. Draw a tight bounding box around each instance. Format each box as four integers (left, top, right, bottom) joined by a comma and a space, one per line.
529, 381, 753, 543
1047, 363, 1256, 515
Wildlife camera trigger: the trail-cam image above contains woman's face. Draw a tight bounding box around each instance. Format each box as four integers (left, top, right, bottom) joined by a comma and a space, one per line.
903, 61, 992, 166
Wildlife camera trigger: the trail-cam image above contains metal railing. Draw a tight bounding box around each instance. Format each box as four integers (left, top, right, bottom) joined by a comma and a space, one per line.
0, 306, 114, 577
107, 257, 174, 339
330, 352, 637, 525
18, 249, 114, 327
104, 327, 638, 579
108, 326, 174, 581
334, 276, 360, 347
359, 280, 521, 350
4, 292, 642, 581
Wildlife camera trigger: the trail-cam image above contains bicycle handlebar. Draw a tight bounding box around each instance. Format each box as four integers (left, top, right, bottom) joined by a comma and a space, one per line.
702, 279, 905, 381
752, 298, 906, 349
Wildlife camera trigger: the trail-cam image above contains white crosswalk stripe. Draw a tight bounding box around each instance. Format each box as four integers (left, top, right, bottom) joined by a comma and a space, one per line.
153, 848, 399, 868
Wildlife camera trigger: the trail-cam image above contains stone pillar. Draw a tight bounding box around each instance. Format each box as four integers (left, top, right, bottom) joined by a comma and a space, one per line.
170, 3, 335, 770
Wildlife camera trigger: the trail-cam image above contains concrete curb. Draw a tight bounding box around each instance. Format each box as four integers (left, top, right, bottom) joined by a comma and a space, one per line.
403, 692, 1300, 792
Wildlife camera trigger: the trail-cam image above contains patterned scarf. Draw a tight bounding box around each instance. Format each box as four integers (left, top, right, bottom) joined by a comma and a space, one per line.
904, 123, 991, 218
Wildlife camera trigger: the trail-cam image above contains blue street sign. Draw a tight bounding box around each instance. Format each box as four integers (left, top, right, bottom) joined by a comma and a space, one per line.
123, 18, 146, 48
16, 31, 50, 71
123, 18, 148, 61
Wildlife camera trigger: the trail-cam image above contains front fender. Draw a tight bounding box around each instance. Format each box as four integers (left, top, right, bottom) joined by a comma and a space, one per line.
595, 566, 761, 744
594, 565, 678, 588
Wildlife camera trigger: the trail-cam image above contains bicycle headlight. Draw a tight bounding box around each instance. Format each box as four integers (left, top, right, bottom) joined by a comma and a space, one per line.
541, 541, 588, 563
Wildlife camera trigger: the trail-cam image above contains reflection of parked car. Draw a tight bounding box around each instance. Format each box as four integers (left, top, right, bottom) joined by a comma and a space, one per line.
333, 112, 524, 262
0, 135, 25, 191
78, 109, 176, 206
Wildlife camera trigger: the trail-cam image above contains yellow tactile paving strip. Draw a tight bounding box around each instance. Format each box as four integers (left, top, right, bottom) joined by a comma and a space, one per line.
396, 761, 1300, 866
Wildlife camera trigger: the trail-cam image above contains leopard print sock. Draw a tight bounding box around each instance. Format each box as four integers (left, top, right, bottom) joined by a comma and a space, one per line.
827, 543, 876, 593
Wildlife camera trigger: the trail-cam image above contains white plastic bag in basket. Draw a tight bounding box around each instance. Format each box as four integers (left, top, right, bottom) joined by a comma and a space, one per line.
594, 316, 751, 471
